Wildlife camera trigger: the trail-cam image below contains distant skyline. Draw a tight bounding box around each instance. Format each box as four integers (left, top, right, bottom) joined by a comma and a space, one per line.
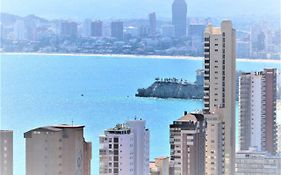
1, 0, 280, 20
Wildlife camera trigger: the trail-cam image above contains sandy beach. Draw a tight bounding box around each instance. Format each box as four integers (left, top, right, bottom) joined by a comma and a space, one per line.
1, 52, 280, 63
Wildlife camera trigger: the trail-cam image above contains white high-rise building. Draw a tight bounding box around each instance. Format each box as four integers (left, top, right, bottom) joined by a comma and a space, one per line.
24, 125, 92, 175
203, 20, 236, 175
99, 119, 150, 175
0, 130, 13, 175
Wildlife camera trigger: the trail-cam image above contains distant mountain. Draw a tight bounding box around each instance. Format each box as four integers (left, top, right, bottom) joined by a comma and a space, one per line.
0, 13, 21, 25
0, 13, 49, 25
23, 15, 49, 23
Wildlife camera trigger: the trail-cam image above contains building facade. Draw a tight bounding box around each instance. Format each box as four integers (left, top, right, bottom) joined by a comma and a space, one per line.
203, 20, 236, 175
24, 125, 91, 175
278, 125, 281, 153
111, 21, 124, 40
59, 21, 78, 38
235, 148, 281, 175
91, 20, 103, 37
149, 12, 157, 36
172, 0, 187, 38
239, 68, 277, 154
170, 112, 206, 175
0, 130, 13, 175
99, 119, 149, 175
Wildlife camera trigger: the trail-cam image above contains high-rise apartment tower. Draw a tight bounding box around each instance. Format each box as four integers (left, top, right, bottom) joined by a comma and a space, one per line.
203, 20, 236, 175
239, 68, 277, 154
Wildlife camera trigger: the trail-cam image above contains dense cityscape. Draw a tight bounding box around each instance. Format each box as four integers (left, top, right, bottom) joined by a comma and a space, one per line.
0, 0, 281, 175
0, 2, 280, 59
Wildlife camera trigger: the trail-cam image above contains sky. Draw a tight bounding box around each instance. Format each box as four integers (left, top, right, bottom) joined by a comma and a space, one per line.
1, 0, 280, 20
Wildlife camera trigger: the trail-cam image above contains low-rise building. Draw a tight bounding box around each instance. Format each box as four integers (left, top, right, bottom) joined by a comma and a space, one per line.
150, 157, 170, 175
236, 148, 281, 175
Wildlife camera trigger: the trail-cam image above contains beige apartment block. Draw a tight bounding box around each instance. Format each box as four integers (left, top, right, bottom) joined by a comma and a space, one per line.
170, 112, 206, 175
203, 20, 236, 175
24, 125, 91, 175
150, 157, 170, 175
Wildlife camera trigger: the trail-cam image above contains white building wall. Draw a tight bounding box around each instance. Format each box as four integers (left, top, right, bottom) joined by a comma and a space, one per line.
250, 75, 262, 151
100, 120, 149, 175
278, 125, 281, 153
119, 134, 134, 175
127, 120, 150, 175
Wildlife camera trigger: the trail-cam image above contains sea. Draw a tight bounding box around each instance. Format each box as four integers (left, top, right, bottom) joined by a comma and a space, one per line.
0, 54, 280, 175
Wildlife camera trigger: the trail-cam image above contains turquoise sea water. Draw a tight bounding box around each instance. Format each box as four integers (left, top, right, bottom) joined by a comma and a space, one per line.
0, 54, 280, 175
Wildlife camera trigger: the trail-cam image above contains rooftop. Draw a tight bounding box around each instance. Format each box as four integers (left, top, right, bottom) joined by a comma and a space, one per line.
105, 123, 131, 134
24, 124, 84, 138
205, 25, 221, 35
177, 113, 205, 122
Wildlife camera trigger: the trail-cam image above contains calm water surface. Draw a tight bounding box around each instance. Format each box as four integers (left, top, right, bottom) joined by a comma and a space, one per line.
0, 54, 280, 175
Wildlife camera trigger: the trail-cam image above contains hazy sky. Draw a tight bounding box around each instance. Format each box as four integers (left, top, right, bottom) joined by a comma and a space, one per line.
1, 0, 280, 19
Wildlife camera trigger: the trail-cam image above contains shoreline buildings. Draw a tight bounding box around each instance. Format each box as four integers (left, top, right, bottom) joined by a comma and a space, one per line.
203, 20, 236, 175
170, 112, 206, 175
149, 12, 157, 37
99, 119, 149, 175
239, 68, 277, 154
111, 21, 124, 40
172, 0, 187, 38
0, 130, 13, 175
59, 21, 78, 38
24, 125, 92, 175
91, 20, 103, 37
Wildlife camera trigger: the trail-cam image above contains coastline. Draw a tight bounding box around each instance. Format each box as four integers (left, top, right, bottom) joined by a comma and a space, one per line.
1, 52, 280, 63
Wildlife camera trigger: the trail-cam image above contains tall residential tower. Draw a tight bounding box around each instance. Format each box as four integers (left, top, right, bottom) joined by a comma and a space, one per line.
172, 0, 187, 38
203, 20, 236, 175
239, 68, 277, 154
111, 21, 124, 40
149, 12, 157, 36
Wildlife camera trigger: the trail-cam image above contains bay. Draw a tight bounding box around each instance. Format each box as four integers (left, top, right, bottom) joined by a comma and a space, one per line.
0, 54, 280, 175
